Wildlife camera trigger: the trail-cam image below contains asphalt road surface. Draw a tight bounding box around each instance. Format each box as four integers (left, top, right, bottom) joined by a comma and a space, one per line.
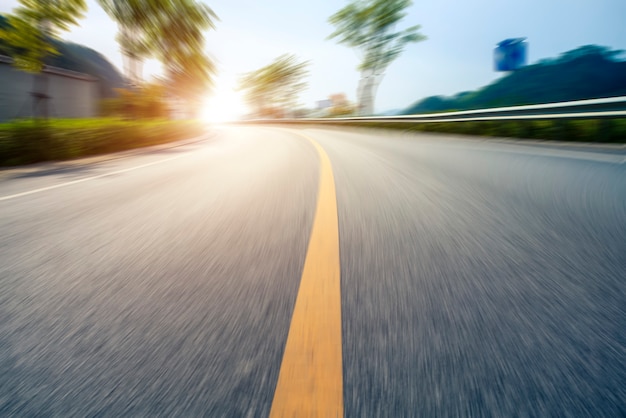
1, 126, 624, 417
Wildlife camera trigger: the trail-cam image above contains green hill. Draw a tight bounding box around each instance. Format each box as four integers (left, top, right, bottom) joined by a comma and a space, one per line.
0, 15, 125, 98
403, 45, 626, 114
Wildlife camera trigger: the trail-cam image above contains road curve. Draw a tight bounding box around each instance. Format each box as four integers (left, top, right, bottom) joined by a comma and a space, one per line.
1, 126, 624, 416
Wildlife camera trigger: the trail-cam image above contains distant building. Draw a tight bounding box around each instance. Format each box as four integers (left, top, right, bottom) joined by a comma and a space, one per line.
0, 55, 100, 121
316, 99, 332, 110
312, 93, 355, 117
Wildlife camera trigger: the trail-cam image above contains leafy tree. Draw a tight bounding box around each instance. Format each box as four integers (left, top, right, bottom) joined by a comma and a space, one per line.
0, 0, 87, 72
328, 0, 425, 115
98, 0, 216, 89
160, 51, 215, 118
98, 0, 216, 118
143, 0, 217, 115
97, 0, 155, 85
239, 54, 309, 118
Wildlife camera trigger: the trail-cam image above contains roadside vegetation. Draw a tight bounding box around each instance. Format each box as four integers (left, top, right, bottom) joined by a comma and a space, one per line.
239, 54, 310, 119
0, 118, 205, 166
342, 118, 626, 143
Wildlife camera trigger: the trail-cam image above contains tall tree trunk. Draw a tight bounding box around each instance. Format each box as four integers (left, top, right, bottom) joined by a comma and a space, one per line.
120, 24, 143, 87
357, 71, 382, 116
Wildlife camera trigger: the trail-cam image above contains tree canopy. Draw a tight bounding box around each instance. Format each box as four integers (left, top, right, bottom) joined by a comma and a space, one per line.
97, 0, 151, 83
239, 54, 309, 118
0, 0, 87, 72
97, 0, 217, 91
328, 0, 425, 114
145, 0, 217, 110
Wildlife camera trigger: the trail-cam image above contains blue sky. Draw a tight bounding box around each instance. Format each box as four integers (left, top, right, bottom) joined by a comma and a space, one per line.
2, 0, 625, 113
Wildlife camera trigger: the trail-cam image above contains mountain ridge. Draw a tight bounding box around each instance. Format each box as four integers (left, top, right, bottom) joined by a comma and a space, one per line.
403, 45, 626, 115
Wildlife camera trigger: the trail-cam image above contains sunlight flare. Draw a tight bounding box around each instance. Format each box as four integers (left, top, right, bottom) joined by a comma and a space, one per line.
201, 86, 248, 123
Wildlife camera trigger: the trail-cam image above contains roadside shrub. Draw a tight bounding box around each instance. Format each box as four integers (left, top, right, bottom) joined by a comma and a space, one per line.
0, 118, 205, 166
99, 86, 169, 119
345, 118, 625, 143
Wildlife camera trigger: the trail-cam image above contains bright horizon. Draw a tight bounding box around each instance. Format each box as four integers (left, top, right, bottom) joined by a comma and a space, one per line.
1, 0, 625, 114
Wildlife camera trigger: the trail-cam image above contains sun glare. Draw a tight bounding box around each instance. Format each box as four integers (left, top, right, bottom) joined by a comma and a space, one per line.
201, 86, 247, 123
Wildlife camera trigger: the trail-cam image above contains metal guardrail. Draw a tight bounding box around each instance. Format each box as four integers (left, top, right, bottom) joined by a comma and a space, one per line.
241, 96, 626, 124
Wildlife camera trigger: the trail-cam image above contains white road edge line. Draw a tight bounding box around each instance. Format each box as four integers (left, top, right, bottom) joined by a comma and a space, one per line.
0, 154, 188, 202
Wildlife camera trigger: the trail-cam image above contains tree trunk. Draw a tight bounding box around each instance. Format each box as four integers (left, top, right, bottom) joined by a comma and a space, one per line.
357, 71, 382, 116
120, 24, 143, 87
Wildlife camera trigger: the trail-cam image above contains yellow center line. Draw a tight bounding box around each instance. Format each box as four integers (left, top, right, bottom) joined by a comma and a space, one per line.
270, 131, 343, 417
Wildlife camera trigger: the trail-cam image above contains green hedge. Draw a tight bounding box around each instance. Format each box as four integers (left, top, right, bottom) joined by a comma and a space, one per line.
0, 118, 206, 166
345, 118, 626, 143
